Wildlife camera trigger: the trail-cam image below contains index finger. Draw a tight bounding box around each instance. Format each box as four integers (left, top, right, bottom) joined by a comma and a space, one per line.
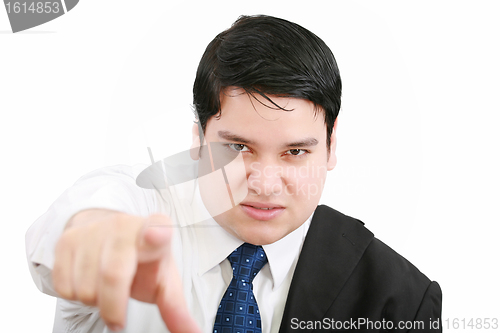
156, 251, 201, 333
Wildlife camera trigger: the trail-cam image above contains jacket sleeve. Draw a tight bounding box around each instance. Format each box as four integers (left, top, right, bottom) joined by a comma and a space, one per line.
409, 281, 442, 332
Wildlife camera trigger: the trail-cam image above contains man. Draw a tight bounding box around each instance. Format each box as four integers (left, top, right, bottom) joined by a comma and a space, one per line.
26, 15, 442, 332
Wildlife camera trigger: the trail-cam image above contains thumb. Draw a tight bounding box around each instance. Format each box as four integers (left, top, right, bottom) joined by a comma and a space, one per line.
137, 214, 172, 263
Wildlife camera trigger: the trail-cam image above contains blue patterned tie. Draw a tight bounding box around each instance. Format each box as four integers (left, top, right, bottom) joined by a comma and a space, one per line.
213, 243, 268, 333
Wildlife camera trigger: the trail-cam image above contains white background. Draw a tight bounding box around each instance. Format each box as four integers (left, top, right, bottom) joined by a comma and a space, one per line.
1, 0, 499, 331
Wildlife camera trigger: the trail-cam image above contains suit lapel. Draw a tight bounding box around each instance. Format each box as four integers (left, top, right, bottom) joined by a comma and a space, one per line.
278, 205, 374, 333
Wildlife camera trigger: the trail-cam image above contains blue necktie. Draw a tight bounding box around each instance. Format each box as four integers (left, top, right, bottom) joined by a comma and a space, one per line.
213, 243, 268, 333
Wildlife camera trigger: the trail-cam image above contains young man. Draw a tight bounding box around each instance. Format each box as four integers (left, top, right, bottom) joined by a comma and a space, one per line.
26, 15, 442, 332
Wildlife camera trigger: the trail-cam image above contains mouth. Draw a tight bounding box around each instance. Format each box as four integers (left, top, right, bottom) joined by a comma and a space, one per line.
239, 202, 285, 221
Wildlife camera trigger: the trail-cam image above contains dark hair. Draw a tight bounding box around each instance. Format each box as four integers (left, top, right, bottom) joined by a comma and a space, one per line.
193, 15, 342, 150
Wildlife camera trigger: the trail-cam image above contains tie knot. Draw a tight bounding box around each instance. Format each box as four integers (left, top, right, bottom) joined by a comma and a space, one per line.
229, 243, 267, 283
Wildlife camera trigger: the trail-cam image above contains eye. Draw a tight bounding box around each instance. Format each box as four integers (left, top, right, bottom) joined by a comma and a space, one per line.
286, 149, 308, 156
227, 143, 250, 152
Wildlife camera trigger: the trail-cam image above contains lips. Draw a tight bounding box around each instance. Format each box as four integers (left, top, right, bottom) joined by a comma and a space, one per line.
240, 202, 285, 221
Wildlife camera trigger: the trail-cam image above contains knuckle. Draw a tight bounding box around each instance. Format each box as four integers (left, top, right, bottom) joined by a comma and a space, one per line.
110, 235, 130, 252
101, 267, 122, 285
53, 282, 74, 300
108, 215, 126, 230
107, 216, 142, 244
109, 213, 137, 229
55, 233, 72, 253
100, 259, 131, 285
76, 287, 97, 305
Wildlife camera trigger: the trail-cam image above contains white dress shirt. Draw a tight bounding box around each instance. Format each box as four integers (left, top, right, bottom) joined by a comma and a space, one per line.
26, 164, 312, 333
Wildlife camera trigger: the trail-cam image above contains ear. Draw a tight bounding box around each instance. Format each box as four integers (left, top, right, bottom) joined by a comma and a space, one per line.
327, 118, 338, 171
190, 123, 201, 160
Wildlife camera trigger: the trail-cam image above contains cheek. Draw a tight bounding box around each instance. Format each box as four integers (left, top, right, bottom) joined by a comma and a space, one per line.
198, 145, 249, 217
284, 164, 328, 201
199, 171, 235, 217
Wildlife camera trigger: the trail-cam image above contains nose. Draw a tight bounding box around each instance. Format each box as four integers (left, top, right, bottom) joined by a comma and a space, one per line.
247, 160, 284, 196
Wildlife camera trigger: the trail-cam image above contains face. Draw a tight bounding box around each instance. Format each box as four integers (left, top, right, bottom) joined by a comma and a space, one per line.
192, 88, 337, 245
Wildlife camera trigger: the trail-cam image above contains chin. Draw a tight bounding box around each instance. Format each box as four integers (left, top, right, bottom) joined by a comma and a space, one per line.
235, 224, 289, 246
215, 208, 297, 245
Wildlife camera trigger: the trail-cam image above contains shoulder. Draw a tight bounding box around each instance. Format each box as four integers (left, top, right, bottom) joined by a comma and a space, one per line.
311, 204, 440, 297
283, 205, 442, 327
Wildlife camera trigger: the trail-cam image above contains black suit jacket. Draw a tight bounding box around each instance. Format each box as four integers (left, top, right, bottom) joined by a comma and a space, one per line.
279, 205, 442, 332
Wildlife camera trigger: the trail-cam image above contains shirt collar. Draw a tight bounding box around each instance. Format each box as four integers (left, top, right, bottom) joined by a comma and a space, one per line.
262, 217, 310, 290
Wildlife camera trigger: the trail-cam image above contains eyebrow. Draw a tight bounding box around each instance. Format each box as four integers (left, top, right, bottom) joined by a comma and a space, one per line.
217, 130, 318, 148
218, 131, 254, 144
284, 138, 318, 148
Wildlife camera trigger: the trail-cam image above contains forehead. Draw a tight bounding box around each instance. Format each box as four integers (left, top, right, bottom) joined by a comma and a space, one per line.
205, 88, 327, 143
